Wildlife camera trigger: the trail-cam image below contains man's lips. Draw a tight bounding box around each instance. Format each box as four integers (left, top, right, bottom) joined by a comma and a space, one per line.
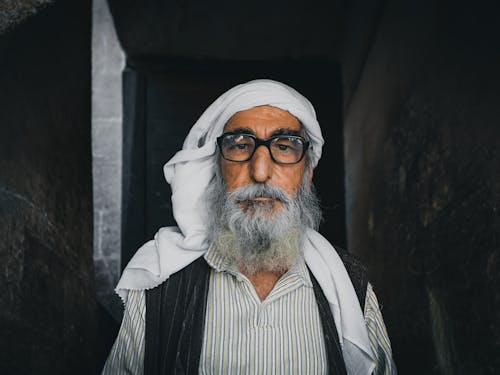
238, 197, 280, 204
250, 197, 274, 202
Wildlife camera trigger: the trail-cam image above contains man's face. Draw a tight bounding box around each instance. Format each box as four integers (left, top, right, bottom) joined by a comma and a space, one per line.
220, 105, 309, 214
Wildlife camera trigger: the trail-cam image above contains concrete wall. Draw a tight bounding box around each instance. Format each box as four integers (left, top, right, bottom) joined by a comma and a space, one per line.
342, 1, 500, 373
0, 1, 101, 373
92, 0, 125, 322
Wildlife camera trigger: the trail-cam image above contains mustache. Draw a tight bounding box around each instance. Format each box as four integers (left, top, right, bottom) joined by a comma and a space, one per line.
228, 183, 292, 204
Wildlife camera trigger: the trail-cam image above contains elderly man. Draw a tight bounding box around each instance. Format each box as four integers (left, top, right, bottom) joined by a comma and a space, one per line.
103, 80, 395, 374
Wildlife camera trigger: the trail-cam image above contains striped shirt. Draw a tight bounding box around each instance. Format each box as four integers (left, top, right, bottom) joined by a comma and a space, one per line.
199, 246, 328, 374
102, 249, 396, 374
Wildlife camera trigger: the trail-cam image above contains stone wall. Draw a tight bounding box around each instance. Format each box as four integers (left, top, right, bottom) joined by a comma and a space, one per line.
342, 1, 500, 373
0, 1, 101, 373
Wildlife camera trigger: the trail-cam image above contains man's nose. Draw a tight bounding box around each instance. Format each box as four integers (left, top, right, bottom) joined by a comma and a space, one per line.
249, 145, 273, 182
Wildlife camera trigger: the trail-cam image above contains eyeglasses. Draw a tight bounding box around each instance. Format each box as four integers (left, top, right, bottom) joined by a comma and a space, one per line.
216, 132, 310, 164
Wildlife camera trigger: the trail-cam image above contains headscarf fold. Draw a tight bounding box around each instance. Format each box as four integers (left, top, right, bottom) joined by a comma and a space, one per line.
116, 79, 376, 374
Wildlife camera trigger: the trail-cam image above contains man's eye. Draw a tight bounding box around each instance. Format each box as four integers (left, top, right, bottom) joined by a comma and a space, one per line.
273, 139, 297, 152
277, 144, 291, 151
227, 142, 251, 151
234, 143, 249, 150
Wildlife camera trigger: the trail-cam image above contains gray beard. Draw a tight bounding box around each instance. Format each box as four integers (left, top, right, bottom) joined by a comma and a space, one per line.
205, 170, 322, 275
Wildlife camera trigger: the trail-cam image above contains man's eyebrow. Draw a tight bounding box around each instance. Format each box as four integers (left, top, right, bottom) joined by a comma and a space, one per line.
224, 127, 303, 137
270, 128, 303, 137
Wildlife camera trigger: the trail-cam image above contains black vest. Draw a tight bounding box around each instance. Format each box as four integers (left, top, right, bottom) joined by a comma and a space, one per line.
144, 249, 367, 375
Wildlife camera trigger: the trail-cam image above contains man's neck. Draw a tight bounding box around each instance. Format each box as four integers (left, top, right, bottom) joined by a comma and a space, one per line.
241, 269, 286, 301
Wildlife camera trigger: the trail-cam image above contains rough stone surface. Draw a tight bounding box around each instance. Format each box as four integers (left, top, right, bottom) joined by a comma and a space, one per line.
0, 0, 53, 34
0, 1, 103, 373
343, 1, 500, 373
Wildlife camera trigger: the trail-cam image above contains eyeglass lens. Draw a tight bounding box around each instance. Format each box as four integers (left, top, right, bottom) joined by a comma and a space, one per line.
220, 134, 305, 164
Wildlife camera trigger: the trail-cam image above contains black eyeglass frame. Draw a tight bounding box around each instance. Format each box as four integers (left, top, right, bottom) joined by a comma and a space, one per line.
216, 132, 310, 165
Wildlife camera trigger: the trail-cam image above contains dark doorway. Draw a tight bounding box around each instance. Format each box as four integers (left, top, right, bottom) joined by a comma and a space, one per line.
122, 59, 344, 268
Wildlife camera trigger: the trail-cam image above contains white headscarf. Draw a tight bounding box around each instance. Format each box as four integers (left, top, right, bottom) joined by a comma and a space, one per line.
116, 79, 376, 374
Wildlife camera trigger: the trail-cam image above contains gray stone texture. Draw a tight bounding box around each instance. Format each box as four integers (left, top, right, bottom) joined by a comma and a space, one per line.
92, 0, 125, 322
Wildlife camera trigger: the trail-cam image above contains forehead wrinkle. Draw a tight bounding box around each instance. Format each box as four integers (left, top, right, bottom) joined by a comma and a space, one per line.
224, 127, 254, 135
224, 105, 300, 128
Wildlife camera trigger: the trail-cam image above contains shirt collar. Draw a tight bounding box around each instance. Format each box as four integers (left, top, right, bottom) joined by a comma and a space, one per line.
204, 243, 233, 272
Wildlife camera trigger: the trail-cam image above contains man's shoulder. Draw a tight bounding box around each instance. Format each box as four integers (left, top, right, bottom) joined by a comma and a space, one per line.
147, 256, 210, 295
334, 246, 368, 280
333, 245, 369, 311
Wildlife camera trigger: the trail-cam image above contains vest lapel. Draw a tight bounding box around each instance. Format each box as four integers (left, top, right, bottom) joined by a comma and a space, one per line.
309, 269, 348, 375
145, 258, 210, 375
